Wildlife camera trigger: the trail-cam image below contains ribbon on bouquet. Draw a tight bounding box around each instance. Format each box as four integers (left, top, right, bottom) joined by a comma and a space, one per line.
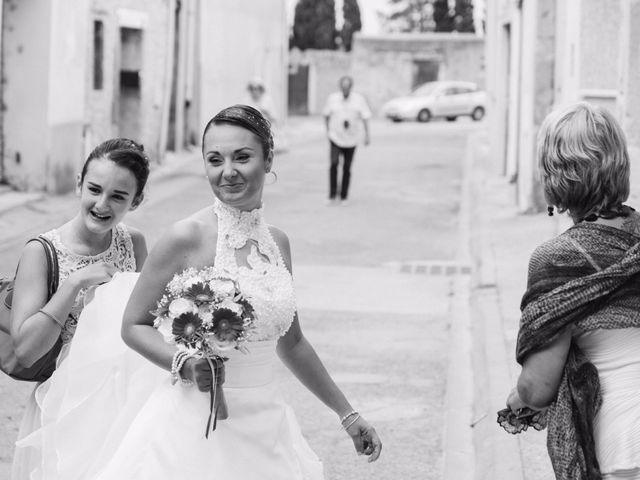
205, 356, 228, 438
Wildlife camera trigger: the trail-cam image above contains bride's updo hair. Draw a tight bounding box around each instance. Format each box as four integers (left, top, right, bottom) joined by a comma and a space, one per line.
202, 105, 274, 159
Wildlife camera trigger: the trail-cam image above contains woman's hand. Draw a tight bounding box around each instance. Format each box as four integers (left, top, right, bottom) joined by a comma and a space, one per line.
344, 415, 382, 463
181, 357, 225, 392
70, 262, 117, 289
507, 386, 527, 412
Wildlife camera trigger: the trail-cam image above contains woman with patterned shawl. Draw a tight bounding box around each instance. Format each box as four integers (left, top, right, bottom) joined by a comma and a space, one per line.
500, 102, 640, 480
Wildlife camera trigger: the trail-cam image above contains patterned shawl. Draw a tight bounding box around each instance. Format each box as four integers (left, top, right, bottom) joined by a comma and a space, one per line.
516, 222, 640, 480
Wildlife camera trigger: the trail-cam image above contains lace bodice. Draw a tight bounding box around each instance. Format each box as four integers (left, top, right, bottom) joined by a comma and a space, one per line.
42, 224, 136, 344
212, 199, 296, 341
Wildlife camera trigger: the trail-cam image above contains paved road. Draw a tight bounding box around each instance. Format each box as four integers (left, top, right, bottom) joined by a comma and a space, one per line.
0, 117, 483, 479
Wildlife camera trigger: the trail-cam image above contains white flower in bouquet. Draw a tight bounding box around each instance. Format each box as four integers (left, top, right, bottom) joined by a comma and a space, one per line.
168, 298, 198, 318
210, 278, 236, 298
199, 305, 214, 326
218, 298, 243, 316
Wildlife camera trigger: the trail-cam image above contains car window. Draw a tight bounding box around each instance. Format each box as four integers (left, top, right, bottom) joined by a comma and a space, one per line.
456, 86, 474, 94
443, 88, 457, 96
412, 83, 439, 96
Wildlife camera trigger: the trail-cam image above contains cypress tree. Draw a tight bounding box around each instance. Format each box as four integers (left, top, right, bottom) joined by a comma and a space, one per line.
291, 0, 337, 50
341, 0, 362, 51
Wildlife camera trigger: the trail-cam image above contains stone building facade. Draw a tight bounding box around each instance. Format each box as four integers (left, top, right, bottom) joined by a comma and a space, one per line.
0, 0, 288, 193
352, 33, 485, 114
289, 33, 485, 116
486, 0, 640, 212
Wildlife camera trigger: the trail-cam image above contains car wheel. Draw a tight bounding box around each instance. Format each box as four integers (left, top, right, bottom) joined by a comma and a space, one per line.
471, 107, 485, 121
417, 109, 432, 123
445, 116, 457, 122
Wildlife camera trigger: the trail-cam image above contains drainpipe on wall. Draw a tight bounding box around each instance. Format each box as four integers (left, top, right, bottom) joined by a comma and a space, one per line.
0, 0, 6, 185
157, 0, 177, 163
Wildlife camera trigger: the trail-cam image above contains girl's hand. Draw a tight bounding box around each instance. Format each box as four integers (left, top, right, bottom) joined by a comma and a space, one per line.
71, 262, 118, 289
344, 415, 382, 463
182, 357, 225, 392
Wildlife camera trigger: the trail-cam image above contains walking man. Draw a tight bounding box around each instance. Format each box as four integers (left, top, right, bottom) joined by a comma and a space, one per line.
322, 75, 371, 205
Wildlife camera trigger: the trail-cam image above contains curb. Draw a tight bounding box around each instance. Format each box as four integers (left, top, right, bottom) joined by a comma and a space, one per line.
466, 130, 526, 480
441, 131, 478, 480
384, 260, 472, 276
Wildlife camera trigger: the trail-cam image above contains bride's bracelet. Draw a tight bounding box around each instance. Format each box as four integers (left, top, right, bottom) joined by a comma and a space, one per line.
342, 414, 361, 431
340, 410, 358, 425
339, 410, 360, 431
176, 354, 194, 386
171, 350, 191, 385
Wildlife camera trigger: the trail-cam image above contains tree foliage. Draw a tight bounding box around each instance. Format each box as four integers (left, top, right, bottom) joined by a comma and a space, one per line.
432, 0, 453, 32
453, 0, 475, 33
291, 0, 337, 50
382, 0, 475, 33
341, 0, 362, 51
383, 0, 434, 33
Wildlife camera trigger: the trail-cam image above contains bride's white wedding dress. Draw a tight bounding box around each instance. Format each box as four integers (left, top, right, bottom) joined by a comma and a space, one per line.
17, 200, 324, 480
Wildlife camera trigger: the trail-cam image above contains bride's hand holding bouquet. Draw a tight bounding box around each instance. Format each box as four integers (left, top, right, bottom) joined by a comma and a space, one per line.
151, 267, 256, 437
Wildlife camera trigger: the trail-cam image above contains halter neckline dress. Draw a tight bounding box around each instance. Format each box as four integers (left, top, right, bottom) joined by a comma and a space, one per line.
18, 201, 324, 480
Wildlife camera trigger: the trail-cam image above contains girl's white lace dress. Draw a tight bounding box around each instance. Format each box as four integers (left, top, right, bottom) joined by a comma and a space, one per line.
12, 224, 137, 480
17, 201, 323, 480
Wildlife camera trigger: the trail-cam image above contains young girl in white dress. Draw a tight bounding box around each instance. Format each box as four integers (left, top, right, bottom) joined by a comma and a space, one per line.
19, 105, 381, 479
10, 139, 149, 480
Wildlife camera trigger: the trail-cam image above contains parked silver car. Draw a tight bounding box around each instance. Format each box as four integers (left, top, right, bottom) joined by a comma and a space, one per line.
381, 81, 487, 122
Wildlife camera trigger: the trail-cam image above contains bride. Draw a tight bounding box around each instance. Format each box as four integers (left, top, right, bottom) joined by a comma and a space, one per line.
18, 104, 381, 479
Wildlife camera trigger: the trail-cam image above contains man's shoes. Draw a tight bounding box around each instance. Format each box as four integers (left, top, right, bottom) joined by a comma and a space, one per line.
326, 198, 338, 206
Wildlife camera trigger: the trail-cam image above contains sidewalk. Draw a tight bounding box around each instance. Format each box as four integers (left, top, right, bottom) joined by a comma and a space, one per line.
0, 116, 326, 217
0, 184, 44, 215
466, 130, 572, 480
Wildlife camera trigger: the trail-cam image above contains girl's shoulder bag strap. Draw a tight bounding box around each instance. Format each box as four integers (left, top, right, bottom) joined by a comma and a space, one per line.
31, 236, 60, 297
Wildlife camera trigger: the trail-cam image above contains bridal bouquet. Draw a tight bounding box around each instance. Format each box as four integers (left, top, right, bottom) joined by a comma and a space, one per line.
152, 267, 256, 436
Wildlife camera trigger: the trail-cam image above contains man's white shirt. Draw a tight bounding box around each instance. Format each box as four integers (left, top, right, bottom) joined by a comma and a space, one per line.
322, 92, 372, 148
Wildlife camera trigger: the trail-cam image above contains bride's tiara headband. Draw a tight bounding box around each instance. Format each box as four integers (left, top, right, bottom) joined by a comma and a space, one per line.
204, 104, 274, 157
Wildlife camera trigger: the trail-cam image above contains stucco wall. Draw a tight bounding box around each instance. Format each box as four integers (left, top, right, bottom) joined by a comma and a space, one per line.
533, 0, 555, 126
48, 0, 90, 193
3, 0, 54, 190
528, 0, 556, 210
580, 0, 622, 91
87, 0, 173, 166
293, 49, 352, 115
198, 0, 288, 131
626, 0, 640, 148
4, 0, 170, 193
352, 33, 485, 115
291, 33, 485, 117
3, 0, 90, 193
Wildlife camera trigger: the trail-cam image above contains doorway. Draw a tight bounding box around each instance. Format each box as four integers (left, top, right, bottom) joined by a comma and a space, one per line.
288, 64, 309, 115
118, 28, 143, 141
412, 60, 439, 88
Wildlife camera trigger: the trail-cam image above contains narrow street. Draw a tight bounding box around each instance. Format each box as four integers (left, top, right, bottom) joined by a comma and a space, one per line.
0, 117, 483, 479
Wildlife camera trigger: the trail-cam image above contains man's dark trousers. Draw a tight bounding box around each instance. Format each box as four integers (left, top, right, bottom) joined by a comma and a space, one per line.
329, 141, 356, 200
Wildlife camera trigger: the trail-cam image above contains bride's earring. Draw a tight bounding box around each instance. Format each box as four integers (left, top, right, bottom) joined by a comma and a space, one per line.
265, 170, 277, 185
547, 205, 554, 216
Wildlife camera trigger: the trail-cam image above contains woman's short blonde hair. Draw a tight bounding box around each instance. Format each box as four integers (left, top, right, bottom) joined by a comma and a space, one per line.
537, 102, 630, 220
